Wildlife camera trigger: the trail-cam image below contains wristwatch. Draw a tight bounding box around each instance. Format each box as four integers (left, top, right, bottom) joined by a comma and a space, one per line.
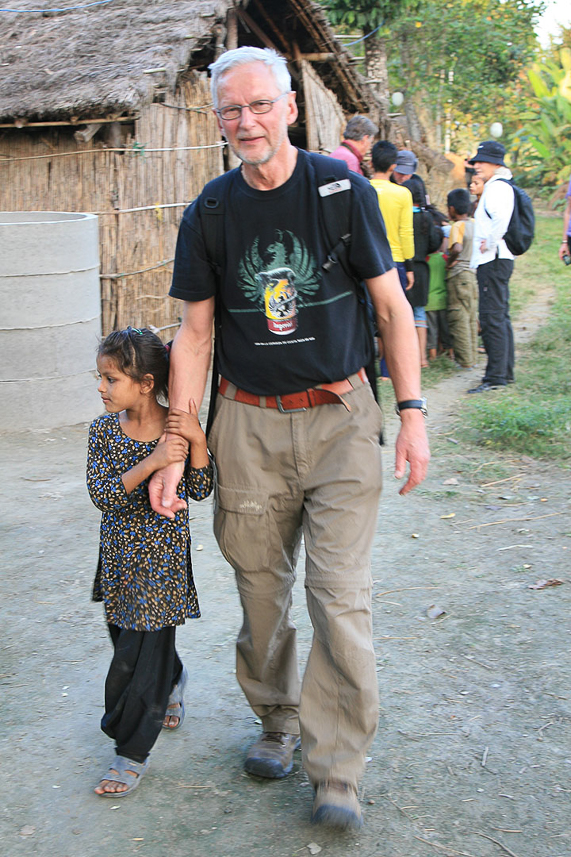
395, 397, 428, 417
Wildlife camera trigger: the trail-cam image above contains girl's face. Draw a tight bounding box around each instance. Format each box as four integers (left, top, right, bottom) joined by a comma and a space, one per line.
469, 176, 485, 198
96, 354, 143, 413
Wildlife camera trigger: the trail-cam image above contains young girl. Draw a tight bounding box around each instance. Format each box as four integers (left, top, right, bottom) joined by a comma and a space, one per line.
87, 327, 213, 797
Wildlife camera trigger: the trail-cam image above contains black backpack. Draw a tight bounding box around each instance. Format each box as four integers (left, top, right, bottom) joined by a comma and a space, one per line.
198, 154, 381, 435
485, 178, 535, 256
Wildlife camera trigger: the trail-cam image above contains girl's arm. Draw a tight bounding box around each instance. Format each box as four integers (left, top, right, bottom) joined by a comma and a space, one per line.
165, 399, 210, 470
87, 422, 131, 511
87, 422, 188, 509
121, 435, 189, 495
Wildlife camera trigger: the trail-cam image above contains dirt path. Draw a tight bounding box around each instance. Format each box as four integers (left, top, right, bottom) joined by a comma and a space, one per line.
1, 283, 570, 857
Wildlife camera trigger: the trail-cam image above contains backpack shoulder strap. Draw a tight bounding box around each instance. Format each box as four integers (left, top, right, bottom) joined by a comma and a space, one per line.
197, 169, 237, 436
307, 151, 353, 274
199, 169, 237, 277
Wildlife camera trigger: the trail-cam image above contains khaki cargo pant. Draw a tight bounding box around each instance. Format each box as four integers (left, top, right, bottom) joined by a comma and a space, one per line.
447, 268, 478, 367
207, 377, 383, 788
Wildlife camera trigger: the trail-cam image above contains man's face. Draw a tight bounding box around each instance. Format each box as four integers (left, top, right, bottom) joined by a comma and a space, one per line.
393, 172, 411, 185
215, 62, 297, 167
473, 161, 498, 183
354, 134, 373, 157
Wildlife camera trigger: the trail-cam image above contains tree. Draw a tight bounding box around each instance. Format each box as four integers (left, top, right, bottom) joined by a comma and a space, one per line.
513, 47, 571, 190
320, 0, 408, 99
388, 0, 544, 152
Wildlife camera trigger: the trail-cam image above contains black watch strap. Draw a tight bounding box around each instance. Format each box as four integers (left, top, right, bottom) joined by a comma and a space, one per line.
395, 398, 427, 416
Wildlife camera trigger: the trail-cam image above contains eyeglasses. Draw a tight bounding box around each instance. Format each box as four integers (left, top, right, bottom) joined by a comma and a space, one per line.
216, 93, 289, 121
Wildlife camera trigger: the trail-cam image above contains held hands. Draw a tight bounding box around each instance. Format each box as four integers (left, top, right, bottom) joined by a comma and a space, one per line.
165, 399, 205, 445
148, 399, 206, 519
147, 434, 189, 519
150, 434, 189, 470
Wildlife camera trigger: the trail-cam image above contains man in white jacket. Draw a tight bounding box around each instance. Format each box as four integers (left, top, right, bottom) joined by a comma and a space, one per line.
467, 140, 515, 393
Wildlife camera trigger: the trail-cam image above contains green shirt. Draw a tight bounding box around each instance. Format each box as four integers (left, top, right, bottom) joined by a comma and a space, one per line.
425, 252, 447, 311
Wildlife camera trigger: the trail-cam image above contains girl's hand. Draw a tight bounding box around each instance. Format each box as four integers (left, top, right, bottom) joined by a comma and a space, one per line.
150, 434, 189, 470
166, 399, 206, 445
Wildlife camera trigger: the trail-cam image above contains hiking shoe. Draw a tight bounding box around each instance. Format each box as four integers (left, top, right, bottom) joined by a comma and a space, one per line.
467, 382, 505, 394
244, 731, 300, 779
311, 780, 363, 830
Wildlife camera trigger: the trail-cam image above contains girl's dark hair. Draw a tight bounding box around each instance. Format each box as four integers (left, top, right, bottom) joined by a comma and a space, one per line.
403, 176, 425, 208
98, 327, 169, 402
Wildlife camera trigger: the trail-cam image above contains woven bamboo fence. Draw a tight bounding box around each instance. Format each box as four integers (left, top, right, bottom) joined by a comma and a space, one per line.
301, 59, 345, 156
0, 72, 224, 336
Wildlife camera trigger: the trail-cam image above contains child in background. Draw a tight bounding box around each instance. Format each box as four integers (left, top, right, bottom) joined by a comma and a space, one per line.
425, 210, 453, 362
402, 177, 443, 368
446, 188, 478, 368
469, 174, 485, 215
87, 327, 213, 797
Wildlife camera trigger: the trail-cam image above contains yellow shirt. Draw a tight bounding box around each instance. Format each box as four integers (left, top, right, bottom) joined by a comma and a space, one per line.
369, 178, 414, 263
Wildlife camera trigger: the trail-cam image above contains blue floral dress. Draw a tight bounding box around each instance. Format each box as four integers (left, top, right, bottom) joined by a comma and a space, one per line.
87, 412, 213, 632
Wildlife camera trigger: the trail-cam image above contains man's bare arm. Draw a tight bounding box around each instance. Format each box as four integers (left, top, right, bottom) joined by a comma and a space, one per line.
366, 268, 430, 495
149, 298, 215, 517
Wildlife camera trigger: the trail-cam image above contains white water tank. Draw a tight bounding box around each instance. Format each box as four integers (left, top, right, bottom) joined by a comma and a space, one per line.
0, 212, 102, 431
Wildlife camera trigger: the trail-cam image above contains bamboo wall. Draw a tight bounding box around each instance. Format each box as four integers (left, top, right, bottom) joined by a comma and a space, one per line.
0, 72, 224, 336
301, 60, 345, 155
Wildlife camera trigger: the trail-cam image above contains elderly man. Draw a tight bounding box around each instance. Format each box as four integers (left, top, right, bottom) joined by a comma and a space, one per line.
330, 114, 378, 177
467, 140, 515, 393
150, 46, 429, 830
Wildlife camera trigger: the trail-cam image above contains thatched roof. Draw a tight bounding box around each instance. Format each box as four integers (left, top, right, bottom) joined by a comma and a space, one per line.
0, 0, 229, 122
0, 0, 373, 124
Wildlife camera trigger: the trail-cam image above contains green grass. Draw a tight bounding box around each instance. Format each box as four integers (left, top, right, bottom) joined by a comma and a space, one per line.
461, 215, 571, 461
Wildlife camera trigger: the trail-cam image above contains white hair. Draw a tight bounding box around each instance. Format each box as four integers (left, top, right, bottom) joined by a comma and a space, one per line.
209, 46, 292, 108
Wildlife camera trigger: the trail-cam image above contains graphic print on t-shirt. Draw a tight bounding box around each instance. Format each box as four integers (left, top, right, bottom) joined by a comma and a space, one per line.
238, 230, 320, 336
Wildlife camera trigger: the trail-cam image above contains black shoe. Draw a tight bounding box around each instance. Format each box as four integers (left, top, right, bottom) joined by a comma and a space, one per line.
467, 382, 505, 394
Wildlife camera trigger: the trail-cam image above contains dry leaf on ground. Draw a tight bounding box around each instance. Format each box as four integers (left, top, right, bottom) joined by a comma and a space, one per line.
528, 578, 564, 590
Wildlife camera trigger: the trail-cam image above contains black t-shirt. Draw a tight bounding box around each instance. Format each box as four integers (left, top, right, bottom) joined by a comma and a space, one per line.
170, 149, 394, 395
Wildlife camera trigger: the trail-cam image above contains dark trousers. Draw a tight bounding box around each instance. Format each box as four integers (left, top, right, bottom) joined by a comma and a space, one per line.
101, 624, 182, 763
477, 258, 515, 385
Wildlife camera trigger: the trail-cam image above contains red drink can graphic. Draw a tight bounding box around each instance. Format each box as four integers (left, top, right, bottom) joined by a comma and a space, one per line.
259, 268, 298, 335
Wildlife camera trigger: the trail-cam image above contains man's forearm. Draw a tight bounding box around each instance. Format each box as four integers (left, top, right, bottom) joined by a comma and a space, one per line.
379, 310, 422, 401
168, 299, 214, 412
367, 270, 421, 401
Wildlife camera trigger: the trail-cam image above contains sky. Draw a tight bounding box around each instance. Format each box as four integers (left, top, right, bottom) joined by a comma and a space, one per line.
535, 0, 571, 47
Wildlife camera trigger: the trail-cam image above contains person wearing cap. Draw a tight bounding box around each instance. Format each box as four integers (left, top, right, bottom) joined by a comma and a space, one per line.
467, 140, 515, 393
330, 115, 378, 177
391, 149, 429, 205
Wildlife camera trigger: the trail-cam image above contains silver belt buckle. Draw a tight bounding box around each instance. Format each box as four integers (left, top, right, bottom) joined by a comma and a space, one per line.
276, 394, 307, 414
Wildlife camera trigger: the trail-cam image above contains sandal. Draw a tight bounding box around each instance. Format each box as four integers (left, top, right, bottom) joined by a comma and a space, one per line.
162, 665, 188, 731
95, 755, 149, 798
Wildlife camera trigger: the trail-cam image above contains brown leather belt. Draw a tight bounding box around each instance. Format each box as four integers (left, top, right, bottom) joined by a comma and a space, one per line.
218, 368, 367, 413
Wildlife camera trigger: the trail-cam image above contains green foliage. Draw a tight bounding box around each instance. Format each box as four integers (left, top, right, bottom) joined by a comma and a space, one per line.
463, 216, 571, 461
320, 0, 407, 32
388, 0, 543, 148
511, 49, 571, 189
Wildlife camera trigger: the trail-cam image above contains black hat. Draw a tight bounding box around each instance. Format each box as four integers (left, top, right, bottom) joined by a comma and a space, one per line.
468, 140, 506, 166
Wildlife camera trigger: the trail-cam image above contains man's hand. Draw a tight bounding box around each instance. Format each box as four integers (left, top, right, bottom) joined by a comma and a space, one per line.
394, 411, 430, 495
149, 461, 187, 519
479, 239, 488, 253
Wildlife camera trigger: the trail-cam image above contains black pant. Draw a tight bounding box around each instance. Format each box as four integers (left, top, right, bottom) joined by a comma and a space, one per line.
101, 624, 182, 763
477, 258, 515, 386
